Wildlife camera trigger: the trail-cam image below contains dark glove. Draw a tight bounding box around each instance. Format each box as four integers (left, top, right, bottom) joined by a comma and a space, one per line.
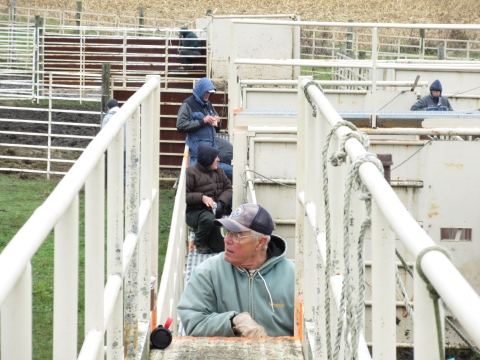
215, 201, 225, 219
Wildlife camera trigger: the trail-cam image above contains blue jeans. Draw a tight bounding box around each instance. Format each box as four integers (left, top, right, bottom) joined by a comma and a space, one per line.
189, 156, 197, 167
218, 162, 232, 183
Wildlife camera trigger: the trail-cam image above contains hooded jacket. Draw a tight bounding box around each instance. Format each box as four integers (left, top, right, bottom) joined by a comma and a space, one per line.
176, 77, 219, 158
185, 145, 232, 212
177, 235, 294, 337
411, 79, 454, 111
179, 28, 201, 48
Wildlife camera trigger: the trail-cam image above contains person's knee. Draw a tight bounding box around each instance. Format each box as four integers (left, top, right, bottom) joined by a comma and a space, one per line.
197, 211, 215, 229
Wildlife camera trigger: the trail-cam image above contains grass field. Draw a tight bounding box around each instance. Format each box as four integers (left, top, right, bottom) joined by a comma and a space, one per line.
0, 173, 174, 358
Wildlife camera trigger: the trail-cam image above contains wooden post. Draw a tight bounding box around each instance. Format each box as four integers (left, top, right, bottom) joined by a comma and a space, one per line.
419, 28, 425, 57
138, 8, 144, 29
101, 63, 111, 124
76, 1, 82, 34
347, 19, 354, 58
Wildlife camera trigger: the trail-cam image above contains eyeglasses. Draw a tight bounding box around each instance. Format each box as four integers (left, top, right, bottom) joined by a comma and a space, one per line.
220, 227, 252, 243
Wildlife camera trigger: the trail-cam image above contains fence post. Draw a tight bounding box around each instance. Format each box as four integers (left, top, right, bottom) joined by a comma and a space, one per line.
438, 45, 445, 60
419, 29, 425, 58
76, 1, 82, 33
10, 0, 16, 24
138, 8, 144, 29
347, 19, 354, 58
34, 15, 44, 104
47, 74, 52, 179
101, 63, 111, 124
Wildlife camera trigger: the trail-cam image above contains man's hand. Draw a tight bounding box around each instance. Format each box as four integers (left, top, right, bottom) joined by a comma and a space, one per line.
203, 115, 218, 127
232, 312, 267, 338
202, 195, 215, 209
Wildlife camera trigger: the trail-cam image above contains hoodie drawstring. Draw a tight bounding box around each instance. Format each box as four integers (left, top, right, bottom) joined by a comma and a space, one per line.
257, 271, 275, 313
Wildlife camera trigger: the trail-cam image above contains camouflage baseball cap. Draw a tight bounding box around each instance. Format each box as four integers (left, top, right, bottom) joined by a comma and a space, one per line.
213, 203, 275, 236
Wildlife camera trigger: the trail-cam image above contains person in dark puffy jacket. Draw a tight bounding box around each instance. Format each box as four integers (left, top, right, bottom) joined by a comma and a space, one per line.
176, 77, 220, 166
411, 79, 454, 111
185, 145, 232, 254
178, 26, 201, 70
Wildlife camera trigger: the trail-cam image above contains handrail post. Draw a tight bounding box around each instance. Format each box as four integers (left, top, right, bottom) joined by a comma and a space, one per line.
138, 78, 154, 327
106, 110, 125, 359
124, 107, 140, 359
371, 27, 378, 128
85, 155, 105, 360
371, 201, 396, 358
1, 263, 32, 360
53, 195, 79, 359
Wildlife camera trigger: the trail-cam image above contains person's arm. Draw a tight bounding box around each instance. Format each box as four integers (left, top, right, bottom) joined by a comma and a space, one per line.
411, 97, 427, 111
177, 265, 237, 336
445, 97, 454, 111
185, 170, 204, 205
176, 103, 206, 133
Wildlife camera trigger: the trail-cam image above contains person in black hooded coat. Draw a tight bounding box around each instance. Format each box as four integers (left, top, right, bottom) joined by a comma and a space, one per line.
411, 79, 454, 111
185, 145, 232, 254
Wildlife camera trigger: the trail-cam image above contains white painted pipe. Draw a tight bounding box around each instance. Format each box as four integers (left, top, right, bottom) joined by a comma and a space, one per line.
77, 330, 103, 360
240, 80, 428, 87
234, 58, 480, 72
362, 127, 480, 136
231, 18, 480, 31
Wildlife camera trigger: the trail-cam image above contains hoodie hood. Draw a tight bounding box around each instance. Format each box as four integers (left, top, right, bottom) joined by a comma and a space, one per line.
430, 79, 442, 100
193, 78, 216, 105
197, 145, 219, 169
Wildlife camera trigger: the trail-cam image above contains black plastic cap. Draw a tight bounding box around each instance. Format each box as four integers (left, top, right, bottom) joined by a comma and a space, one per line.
150, 326, 173, 349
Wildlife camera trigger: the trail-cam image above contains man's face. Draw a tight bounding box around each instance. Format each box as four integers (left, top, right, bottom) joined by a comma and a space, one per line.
224, 230, 260, 267
203, 92, 212, 101
431, 90, 441, 98
209, 156, 220, 170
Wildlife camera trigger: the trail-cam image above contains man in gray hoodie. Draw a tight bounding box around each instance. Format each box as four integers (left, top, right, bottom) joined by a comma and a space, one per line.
177, 203, 294, 337
411, 79, 454, 111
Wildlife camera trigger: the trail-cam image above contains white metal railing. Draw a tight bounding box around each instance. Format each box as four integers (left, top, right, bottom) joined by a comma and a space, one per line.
155, 147, 189, 334
0, 5, 194, 29
296, 76, 480, 359
300, 26, 480, 62
0, 75, 160, 359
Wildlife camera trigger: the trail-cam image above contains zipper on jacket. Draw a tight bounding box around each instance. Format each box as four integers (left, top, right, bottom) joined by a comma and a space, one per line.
249, 272, 255, 318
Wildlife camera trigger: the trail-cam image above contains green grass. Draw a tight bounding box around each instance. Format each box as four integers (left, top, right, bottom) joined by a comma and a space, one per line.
0, 173, 174, 358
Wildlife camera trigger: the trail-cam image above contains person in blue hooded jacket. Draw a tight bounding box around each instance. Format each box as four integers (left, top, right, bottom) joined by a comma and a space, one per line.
411, 79, 454, 111
176, 77, 220, 166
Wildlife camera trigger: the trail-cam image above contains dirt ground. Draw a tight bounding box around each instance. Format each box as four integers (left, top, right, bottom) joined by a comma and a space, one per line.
0, 103, 101, 175
0, 102, 180, 182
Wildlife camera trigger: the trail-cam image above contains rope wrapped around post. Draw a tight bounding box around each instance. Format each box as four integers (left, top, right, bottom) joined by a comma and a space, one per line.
303, 81, 324, 117
321, 117, 379, 360
332, 152, 383, 360
415, 245, 452, 360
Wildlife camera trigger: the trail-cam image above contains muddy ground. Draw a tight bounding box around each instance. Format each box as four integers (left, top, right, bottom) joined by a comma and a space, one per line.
0, 103, 101, 176
0, 102, 180, 183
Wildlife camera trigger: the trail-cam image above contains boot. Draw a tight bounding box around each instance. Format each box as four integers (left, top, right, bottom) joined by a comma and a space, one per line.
195, 244, 212, 254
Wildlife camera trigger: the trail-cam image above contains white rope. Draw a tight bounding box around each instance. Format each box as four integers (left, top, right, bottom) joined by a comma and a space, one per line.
321, 120, 358, 360
332, 153, 383, 360
321, 118, 378, 360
